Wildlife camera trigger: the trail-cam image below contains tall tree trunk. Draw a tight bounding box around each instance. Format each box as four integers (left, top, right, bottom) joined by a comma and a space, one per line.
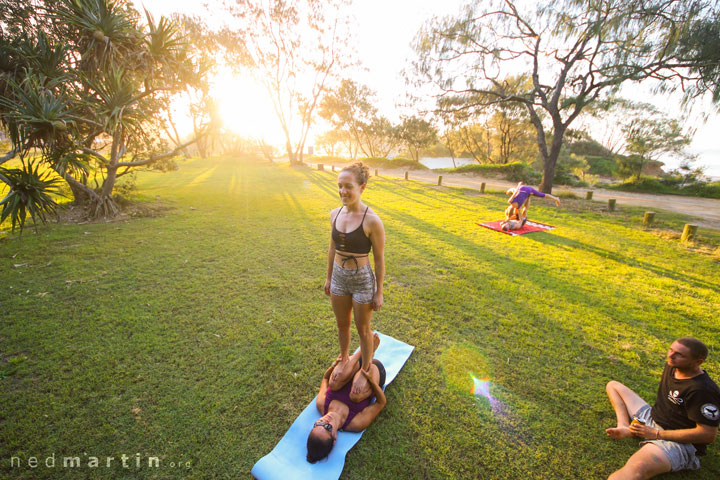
539, 128, 565, 193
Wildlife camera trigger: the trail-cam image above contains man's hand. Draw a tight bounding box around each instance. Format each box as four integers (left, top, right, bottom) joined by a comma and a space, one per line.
629, 423, 660, 439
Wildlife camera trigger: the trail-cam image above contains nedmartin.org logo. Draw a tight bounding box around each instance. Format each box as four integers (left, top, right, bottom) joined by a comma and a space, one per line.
9, 453, 191, 470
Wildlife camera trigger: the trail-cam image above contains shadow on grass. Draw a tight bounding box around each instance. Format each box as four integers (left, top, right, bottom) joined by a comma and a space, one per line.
526, 233, 720, 294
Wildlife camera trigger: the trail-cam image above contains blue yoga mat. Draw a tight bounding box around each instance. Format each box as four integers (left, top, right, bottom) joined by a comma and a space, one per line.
251, 332, 414, 480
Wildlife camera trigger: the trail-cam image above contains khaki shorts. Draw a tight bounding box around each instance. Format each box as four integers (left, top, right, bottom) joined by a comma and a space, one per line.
633, 404, 701, 472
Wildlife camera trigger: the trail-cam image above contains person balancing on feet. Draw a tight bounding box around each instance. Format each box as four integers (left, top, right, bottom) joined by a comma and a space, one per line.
605, 337, 720, 479
324, 162, 385, 400
500, 181, 561, 232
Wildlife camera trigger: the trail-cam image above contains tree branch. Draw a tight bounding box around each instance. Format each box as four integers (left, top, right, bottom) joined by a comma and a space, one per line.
80, 148, 110, 165
0, 149, 18, 166
115, 134, 204, 168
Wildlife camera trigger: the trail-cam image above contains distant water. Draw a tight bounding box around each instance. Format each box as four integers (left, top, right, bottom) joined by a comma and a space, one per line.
419, 157, 477, 169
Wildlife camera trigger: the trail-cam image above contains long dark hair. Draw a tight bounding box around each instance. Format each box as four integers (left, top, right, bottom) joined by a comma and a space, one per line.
306, 431, 334, 463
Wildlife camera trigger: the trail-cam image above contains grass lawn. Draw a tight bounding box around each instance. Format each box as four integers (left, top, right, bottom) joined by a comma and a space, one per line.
1, 156, 719, 479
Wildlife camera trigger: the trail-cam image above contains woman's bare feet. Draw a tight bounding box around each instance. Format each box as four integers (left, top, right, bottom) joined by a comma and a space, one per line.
605, 426, 633, 439
331, 355, 351, 385
351, 333, 380, 397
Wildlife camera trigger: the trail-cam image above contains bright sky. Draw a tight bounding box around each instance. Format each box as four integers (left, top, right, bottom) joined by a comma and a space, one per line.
137, 0, 720, 177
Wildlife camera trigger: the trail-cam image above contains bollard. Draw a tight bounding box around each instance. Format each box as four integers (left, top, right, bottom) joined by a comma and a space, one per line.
643, 211, 656, 227
317, 163, 324, 171
480, 182, 486, 193
608, 199, 616, 212
586, 191, 593, 200
404, 171, 409, 180
681, 224, 698, 243
332, 165, 335, 172
438, 175, 443, 186
375, 169, 378, 176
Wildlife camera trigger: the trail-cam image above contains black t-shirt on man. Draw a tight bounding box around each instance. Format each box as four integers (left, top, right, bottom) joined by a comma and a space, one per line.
651, 364, 720, 456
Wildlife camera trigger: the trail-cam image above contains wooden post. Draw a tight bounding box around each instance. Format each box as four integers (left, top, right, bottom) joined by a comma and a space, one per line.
375, 169, 378, 176
643, 211, 656, 227
438, 175, 443, 186
608, 199, 616, 212
480, 182, 486, 193
404, 171, 409, 180
681, 224, 698, 243
585, 191, 593, 200
331, 165, 335, 172
317, 163, 324, 171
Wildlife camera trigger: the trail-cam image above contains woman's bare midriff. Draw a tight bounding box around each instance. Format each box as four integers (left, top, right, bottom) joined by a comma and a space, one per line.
334, 251, 370, 269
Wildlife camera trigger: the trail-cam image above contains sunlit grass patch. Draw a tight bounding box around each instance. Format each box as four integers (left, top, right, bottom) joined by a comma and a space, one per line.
1, 155, 718, 479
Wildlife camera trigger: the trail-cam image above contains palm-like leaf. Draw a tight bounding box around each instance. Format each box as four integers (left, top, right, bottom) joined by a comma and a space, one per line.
82, 69, 146, 138
0, 76, 74, 150
52, 0, 139, 72
0, 161, 63, 234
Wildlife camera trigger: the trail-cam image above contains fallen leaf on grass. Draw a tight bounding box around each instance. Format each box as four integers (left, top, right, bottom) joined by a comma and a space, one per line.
131, 407, 141, 415
37, 292, 49, 297
13, 263, 28, 268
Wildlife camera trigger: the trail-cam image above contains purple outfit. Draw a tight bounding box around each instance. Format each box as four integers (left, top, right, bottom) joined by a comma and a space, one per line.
510, 185, 545, 206
324, 380, 374, 430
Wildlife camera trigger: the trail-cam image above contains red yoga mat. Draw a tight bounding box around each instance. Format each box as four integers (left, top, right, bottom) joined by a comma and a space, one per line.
476, 220, 556, 236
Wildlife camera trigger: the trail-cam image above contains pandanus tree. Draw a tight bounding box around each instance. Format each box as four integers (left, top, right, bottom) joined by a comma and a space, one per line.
0, 0, 211, 232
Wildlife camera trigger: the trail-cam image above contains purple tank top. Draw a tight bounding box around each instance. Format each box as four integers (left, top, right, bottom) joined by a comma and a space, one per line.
511, 186, 545, 206
324, 380, 373, 430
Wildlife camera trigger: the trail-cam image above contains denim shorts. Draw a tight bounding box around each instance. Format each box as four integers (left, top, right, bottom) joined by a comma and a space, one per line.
329, 263, 375, 304
633, 404, 701, 472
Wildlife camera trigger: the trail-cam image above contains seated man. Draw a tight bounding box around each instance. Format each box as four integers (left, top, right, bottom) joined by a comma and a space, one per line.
605, 337, 720, 479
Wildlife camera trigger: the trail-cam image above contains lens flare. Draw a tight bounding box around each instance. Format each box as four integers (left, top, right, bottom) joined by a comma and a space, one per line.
471, 375, 492, 399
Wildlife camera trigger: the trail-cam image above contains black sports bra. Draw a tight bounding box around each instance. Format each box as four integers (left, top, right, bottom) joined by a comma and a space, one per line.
332, 206, 372, 254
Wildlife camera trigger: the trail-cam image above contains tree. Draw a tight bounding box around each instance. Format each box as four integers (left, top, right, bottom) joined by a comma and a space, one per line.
223, 0, 354, 165
0, 0, 210, 230
315, 128, 346, 157
446, 123, 492, 164
487, 107, 535, 164
622, 114, 692, 179
398, 116, 437, 162
410, 0, 718, 192
673, 13, 720, 105
319, 79, 400, 158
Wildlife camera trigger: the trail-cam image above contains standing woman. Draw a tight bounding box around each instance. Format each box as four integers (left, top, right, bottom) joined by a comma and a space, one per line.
324, 162, 385, 397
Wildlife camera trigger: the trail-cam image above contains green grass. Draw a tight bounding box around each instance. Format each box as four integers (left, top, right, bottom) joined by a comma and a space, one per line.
1, 156, 719, 479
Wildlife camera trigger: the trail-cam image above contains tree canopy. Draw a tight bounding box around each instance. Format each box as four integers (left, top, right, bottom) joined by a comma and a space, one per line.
410, 0, 719, 192
0, 0, 211, 231
220, 0, 355, 165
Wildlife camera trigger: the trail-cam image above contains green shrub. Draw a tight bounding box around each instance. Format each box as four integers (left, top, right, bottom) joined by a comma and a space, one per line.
680, 181, 720, 199
585, 155, 617, 176
439, 162, 542, 183
606, 177, 720, 198
307, 155, 351, 165
358, 156, 429, 170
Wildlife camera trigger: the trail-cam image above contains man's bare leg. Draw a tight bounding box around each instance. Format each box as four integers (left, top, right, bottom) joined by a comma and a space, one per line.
608, 443, 672, 480
605, 380, 649, 439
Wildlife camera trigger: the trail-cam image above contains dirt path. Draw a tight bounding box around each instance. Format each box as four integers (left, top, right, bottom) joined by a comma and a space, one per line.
318, 164, 720, 230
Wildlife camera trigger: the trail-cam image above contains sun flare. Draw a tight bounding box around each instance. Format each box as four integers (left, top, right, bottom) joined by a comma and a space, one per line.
211, 72, 283, 145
